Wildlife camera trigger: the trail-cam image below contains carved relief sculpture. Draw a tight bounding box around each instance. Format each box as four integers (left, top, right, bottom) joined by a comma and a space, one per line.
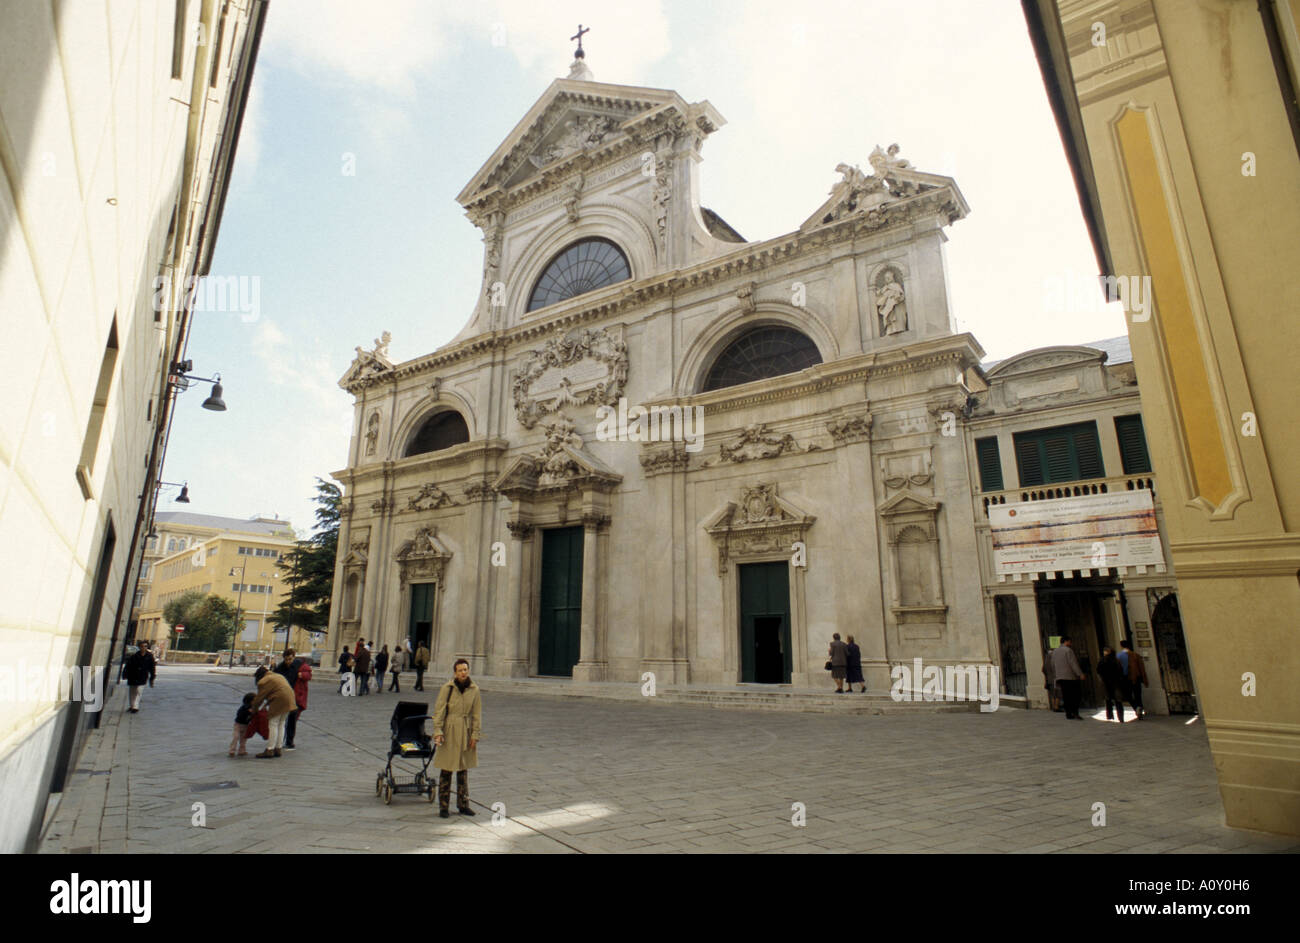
513, 326, 629, 428
717, 423, 812, 463
407, 482, 457, 511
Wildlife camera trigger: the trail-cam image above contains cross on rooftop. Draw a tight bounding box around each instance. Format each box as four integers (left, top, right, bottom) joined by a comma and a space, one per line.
571, 24, 589, 58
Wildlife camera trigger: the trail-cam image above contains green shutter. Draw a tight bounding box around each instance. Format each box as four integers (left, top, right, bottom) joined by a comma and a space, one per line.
1115, 414, 1152, 474
975, 437, 1004, 492
1073, 423, 1104, 479
1015, 436, 1044, 487
1014, 422, 1104, 486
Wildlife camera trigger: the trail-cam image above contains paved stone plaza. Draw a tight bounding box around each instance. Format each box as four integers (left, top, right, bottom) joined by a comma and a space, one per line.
40, 666, 1298, 854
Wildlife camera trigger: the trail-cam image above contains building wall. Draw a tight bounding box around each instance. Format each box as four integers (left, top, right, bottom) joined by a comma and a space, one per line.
0, 0, 262, 852
1043, 0, 1300, 834
140, 534, 296, 655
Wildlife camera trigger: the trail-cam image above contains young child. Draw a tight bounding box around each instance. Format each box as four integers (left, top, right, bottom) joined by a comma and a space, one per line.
229, 692, 255, 756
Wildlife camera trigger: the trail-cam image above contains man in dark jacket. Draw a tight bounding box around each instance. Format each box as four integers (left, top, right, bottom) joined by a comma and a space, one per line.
123, 641, 156, 714
274, 648, 303, 748
354, 642, 372, 696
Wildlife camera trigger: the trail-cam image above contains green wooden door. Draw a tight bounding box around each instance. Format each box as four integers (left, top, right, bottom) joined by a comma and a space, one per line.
538, 527, 584, 676
739, 562, 791, 683
409, 583, 435, 650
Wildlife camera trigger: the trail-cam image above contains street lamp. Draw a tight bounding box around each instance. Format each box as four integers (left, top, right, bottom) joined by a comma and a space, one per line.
169, 360, 227, 411
157, 480, 190, 503
228, 564, 247, 669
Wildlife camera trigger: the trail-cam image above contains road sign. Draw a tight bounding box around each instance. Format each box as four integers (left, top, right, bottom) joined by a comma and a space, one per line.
175, 624, 186, 633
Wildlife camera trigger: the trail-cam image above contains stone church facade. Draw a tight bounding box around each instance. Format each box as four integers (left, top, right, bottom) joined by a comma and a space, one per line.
329, 56, 1180, 698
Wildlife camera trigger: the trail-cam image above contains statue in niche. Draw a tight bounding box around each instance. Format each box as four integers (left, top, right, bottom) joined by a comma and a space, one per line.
365, 411, 380, 456
875, 268, 907, 335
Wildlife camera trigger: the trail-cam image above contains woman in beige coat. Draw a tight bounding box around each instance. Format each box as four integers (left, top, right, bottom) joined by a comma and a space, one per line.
433, 658, 482, 818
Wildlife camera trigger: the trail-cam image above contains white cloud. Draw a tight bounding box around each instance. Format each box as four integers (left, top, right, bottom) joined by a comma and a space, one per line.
263, 0, 670, 93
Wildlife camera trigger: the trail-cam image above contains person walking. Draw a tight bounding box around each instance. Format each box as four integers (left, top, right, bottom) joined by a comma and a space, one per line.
123, 640, 157, 714
433, 659, 482, 819
1097, 646, 1126, 722
414, 642, 430, 691
250, 666, 296, 758
1049, 636, 1086, 720
229, 692, 255, 756
354, 641, 372, 696
338, 646, 355, 695
274, 648, 304, 749
827, 633, 848, 694
374, 645, 390, 696
389, 644, 406, 692
1120, 639, 1148, 720
844, 635, 865, 693
1043, 653, 1059, 711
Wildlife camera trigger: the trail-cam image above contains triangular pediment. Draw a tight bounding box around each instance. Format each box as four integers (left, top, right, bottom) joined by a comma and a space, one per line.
800, 154, 967, 232
395, 526, 451, 562
340, 547, 368, 567
457, 79, 723, 207
878, 490, 940, 517
493, 444, 622, 496
339, 349, 394, 391
985, 345, 1108, 379
704, 484, 815, 534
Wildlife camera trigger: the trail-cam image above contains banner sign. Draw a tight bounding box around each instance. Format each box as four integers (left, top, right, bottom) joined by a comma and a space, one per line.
989, 489, 1165, 579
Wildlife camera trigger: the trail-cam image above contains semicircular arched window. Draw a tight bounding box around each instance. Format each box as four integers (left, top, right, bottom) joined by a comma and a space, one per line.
527, 238, 631, 312
701, 326, 823, 392
405, 411, 470, 457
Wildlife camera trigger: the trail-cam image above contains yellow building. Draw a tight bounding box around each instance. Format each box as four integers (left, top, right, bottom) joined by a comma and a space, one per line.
0, 0, 266, 852
134, 512, 300, 659
1025, 0, 1300, 835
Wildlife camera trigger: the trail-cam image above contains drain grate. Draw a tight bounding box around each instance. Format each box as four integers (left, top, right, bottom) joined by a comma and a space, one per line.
188, 781, 240, 792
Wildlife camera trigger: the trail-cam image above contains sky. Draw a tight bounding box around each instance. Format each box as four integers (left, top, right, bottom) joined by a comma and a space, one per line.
161, 0, 1128, 537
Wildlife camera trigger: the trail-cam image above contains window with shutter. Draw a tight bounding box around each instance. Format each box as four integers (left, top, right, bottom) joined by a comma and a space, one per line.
975, 437, 1004, 492
1114, 414, 1152, 474
1013, 422, 1104, 486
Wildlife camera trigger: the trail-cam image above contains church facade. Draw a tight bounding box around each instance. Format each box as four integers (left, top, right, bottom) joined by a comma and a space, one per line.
329, 54, 1185, 701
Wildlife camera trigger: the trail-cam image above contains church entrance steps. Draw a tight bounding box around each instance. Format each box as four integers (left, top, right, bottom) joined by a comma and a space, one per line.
450, 676, 981, 714
292, 670, 991, 713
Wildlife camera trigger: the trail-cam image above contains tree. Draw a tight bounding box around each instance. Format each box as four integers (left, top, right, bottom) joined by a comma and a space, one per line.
268, 478, 341, 646
164, 591, 240, 652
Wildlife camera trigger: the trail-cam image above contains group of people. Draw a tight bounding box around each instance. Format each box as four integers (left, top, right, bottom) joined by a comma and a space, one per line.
826, 633, 866, 693
230, 647, 312, 757
336, 637, 432, 695
1047, 636, 1148, 721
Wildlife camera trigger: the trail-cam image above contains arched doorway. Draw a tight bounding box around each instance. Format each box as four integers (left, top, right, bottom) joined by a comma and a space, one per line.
1151, 593, 1197, 714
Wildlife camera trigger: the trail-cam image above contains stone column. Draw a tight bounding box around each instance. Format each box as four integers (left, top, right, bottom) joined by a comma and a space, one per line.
500, 520, 532, 677
572, 512, 608, 681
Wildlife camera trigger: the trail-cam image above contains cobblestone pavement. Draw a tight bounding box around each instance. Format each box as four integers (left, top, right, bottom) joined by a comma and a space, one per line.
41, 666, 1300, 854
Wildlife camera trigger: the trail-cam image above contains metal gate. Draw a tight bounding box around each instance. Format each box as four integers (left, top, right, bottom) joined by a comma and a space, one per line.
1151, 593, 1198, 714
994, 595, 1027, 696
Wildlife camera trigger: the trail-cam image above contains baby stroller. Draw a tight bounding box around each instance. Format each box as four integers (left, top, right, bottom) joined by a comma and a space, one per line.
376, 701, 436, 804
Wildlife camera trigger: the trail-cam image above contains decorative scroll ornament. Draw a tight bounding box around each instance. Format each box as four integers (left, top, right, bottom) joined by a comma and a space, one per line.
370, 496, 395, 514
463, 478, 497, 502
407, 482, 457, 511
715, 423, 816, 464
513, 326, 629, 429
826, 414, 872, 445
